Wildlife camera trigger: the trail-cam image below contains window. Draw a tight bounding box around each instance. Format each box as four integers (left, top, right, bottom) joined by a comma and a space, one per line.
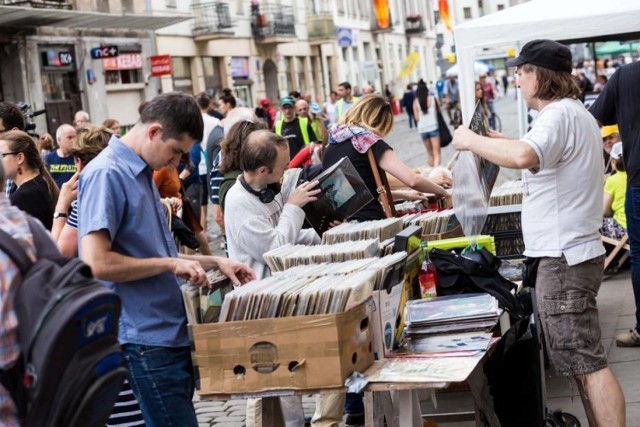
202, 57, 223, 97
103, 52, 144, 85
463, 7, 472, 19
172, 57, 193, 94
97, 0, 109, 13
296, 57, 306, 93
284, 57, 293, 93
166, 0, 177, 8
122, 0, 133, 13
478, 0, 483, 9
497, 4, 504, 10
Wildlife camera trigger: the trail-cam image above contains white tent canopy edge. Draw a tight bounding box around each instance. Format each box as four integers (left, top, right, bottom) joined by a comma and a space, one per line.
453, 0, 640, 135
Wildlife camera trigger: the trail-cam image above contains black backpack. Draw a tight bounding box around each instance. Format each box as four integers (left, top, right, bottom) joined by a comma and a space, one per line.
0, 225, 126, 427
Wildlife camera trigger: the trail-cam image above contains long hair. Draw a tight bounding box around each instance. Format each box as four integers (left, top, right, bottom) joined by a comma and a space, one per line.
522, 63, 580, 100
415, 82, 429, 114
475, 81, 489, 117
71, 125, 113, 166
220, 120, 267, 174
2, 130, 59, 209
338, 94, 394, 138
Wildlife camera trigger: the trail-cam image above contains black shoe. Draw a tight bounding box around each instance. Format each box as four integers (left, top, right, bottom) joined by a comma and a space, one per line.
345, 413, 365, 427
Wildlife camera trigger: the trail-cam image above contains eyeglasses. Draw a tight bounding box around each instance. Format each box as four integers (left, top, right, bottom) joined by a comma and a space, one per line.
1, 152, 18, 158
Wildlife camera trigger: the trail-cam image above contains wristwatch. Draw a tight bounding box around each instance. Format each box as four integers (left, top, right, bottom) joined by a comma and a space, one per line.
53, 212, 68, 219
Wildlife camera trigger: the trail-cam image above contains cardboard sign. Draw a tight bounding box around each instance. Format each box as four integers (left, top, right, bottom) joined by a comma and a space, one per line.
150, 55, 173, 76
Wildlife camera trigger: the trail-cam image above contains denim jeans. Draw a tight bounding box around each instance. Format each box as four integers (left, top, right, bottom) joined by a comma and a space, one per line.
406, 110, 416, 129
625, 186, 640, 332
122, 344, 198, 427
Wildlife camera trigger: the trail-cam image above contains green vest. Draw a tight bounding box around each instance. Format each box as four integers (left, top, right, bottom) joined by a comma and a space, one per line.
336, 96, 360, 118
275, 117, 311, 146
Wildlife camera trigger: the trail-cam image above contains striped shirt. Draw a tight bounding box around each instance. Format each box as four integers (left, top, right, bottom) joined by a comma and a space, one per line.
67, 200, 78, 229
106, 380, 144, 426
209, 151, 223, 205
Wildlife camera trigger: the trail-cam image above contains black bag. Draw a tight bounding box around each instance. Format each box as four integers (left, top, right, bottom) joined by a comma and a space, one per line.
0, 223, 126, 427
429, 247, 524, 319
171, 214, 200, 249
435, 99, 453, 147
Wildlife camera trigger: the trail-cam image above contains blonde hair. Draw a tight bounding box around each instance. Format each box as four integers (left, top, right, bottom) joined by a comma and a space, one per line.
71, 125, 113, 165
338, 94, 394, 138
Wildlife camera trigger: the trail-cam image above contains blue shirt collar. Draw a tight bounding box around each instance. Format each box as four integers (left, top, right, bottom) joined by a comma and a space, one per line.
109, 135, 150, 177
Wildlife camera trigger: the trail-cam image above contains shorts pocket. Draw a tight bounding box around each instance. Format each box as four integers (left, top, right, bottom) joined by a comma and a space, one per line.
542, 293, 590, 350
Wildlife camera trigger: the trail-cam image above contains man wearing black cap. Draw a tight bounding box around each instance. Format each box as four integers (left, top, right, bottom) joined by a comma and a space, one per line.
453, 39, 625, 426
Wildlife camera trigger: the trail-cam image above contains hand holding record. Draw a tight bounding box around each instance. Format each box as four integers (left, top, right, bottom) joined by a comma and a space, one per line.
287, 180, 321, 208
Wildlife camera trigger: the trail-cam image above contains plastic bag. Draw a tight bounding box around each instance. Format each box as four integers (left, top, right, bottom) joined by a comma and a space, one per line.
452, 151, 489, 239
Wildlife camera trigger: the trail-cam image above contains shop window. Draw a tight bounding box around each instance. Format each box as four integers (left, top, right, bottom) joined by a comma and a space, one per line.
172, 57, 193, 94
497, 4, 504, 10
103, 52, 143, 86
463, 7, 472, 19
203, 56, 223, 97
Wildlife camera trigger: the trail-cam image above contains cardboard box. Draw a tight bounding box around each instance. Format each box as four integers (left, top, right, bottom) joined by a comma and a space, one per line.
190, 300, 374, 396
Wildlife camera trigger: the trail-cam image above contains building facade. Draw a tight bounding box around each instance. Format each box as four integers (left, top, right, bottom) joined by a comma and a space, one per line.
153, 0, 439, 105
0, 0, 184, 132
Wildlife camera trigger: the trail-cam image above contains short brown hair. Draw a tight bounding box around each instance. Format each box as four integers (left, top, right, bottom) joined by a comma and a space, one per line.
522, 63, 580, 101
338, 94, 394, 137
71, 125, 113, 165
220, 120, 267, 174
239, 130, 288, 173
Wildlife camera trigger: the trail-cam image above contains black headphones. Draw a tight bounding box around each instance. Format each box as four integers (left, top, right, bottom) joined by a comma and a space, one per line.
239, 174, 281, 204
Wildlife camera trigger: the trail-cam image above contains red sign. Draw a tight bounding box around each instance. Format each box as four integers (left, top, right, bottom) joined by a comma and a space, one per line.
150, 55, 173, 76
103, 53, 143, 71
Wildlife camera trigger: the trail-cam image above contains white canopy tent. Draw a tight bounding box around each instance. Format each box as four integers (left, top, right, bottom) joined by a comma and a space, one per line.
453, 0, 640, 135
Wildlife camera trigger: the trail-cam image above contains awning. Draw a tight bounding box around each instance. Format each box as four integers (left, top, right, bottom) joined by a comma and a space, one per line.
0, 5, 191, 31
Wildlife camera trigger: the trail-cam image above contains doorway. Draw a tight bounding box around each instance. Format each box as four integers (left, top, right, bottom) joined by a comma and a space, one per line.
263, 59, 279, 103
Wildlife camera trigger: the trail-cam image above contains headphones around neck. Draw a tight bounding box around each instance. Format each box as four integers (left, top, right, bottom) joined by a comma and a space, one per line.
239, 174, 281, 204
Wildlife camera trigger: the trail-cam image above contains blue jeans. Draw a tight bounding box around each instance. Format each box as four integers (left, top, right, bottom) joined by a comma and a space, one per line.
625, 186, 640, 332
123, 344, 198, 427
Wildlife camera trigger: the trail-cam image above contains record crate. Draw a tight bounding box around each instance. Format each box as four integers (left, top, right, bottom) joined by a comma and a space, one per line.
190, 300, 375, 396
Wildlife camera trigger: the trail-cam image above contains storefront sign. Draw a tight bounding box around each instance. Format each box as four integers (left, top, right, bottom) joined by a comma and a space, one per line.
91, 46, 119, 59
150, 55, 173, 76
336, 27, 353, 47
58, 52, 74, 65
230, 57, 249, 78
103, 53, 142, 71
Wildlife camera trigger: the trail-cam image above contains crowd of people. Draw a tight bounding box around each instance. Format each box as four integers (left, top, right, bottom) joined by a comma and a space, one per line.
0, 37, 639, 426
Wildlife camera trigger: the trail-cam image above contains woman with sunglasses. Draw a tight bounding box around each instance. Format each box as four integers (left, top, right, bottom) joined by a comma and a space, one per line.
0, 130, 59, 230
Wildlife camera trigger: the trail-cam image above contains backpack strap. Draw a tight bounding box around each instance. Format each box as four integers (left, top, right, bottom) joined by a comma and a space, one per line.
0, 228, 33, 275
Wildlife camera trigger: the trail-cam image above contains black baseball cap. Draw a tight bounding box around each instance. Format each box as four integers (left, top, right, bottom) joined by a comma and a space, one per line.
506, 39, 572, 73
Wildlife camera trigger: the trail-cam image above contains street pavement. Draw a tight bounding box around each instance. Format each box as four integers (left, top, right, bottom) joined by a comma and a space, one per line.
198, 91, 640, 426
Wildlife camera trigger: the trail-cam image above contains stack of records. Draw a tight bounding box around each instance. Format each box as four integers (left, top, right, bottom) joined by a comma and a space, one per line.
402, 208, 458, 235
263, 239, 380, 272
272, 251, 408, 291
218, 270, 377, 322
181, 270, 233, 325
321, 217, 404, 244
401, 294, 501, 355
490, 180, 523, 206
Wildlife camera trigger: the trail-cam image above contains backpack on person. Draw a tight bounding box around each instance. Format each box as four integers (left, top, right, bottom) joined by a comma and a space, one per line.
0, 222, 126, 427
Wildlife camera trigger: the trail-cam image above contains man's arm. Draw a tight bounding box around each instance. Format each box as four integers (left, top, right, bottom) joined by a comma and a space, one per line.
81, 229, 208, 285
452, 127, 539, 170
179, 253, 256, 284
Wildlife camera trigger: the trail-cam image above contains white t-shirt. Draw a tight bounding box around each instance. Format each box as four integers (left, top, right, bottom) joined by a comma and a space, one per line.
520, 98, 605, 266
199, 113, 221, 175
416, 96, 438, 133
325, 101, 337, 125
224, 180, 320, 279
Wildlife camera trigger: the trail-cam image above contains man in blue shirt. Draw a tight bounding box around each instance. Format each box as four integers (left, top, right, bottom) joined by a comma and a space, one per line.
78, 92, 255, 426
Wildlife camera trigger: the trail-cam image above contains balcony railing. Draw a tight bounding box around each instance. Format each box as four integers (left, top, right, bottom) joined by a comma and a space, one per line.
251, 4, 296, 42
1, 0, 71, 9
405, 15, 425, 34
306, 13, 335, 41
191, 2, 235, 38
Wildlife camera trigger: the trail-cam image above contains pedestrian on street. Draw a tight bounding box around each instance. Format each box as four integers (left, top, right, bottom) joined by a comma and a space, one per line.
413, 80, 441, 167
78, 92, 255, 426
452, 39, 625, 427
401, 84, 416, 129
590, 61, 640, 347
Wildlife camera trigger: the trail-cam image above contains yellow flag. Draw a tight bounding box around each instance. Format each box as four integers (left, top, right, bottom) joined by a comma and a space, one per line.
398, 51, 420, 78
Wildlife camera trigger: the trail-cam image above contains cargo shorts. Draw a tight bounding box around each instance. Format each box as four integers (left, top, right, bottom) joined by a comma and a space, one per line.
535, 255, 608, 377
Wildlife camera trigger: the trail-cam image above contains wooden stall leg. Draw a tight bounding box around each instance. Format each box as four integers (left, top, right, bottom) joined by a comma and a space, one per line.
261, 396, 286, 427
